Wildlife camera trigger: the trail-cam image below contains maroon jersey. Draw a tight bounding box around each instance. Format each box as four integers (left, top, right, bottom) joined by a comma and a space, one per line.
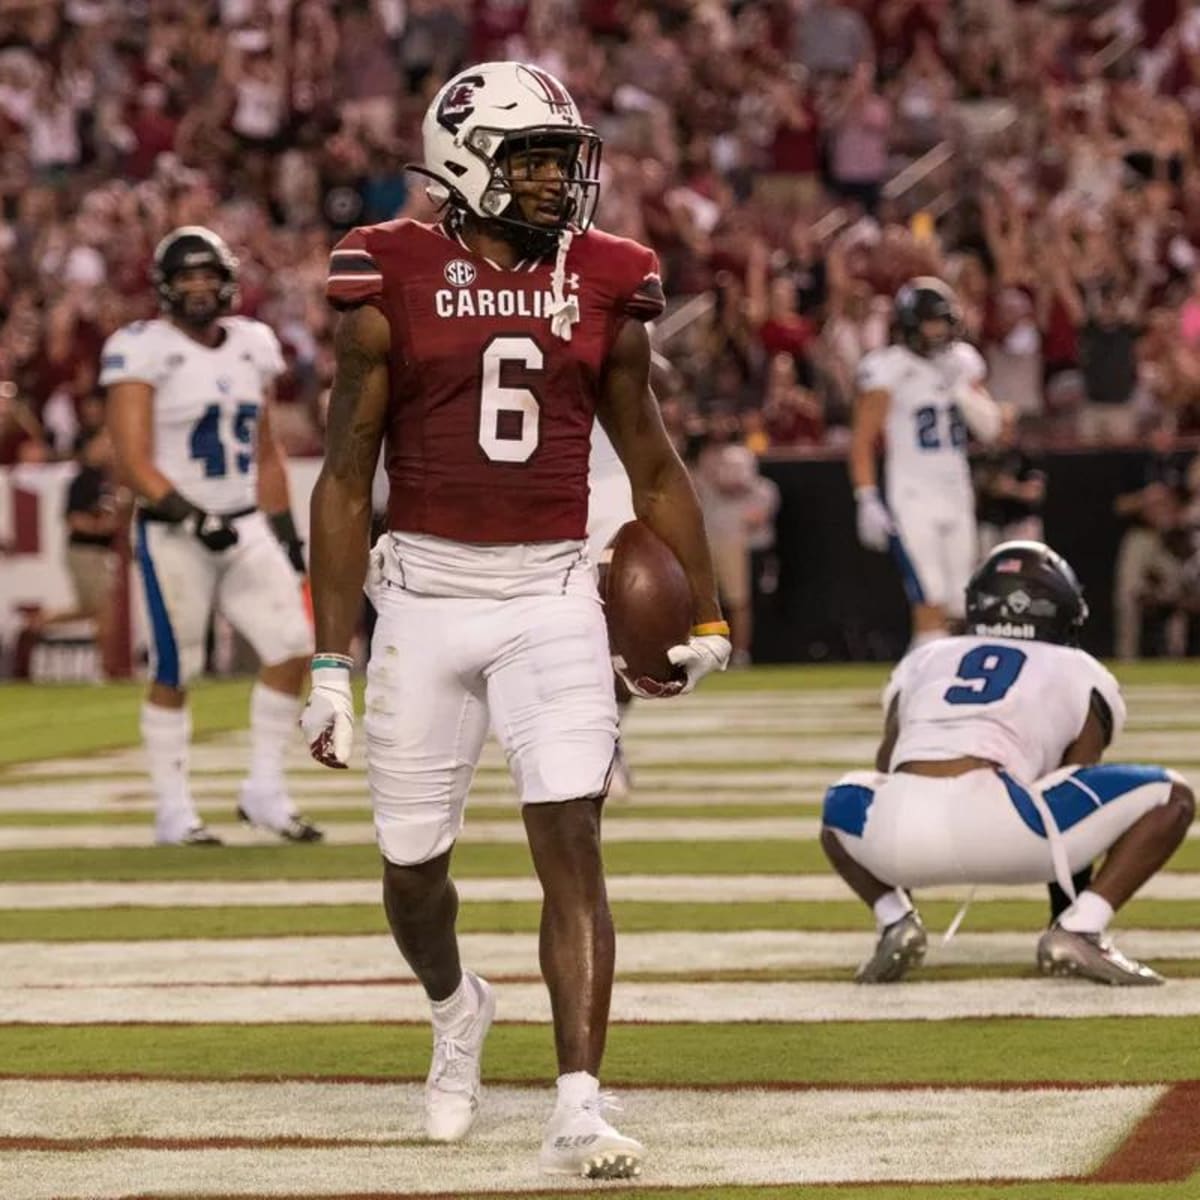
326, 220, 664, 543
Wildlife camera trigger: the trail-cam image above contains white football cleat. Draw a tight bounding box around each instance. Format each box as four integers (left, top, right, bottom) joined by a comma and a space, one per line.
237, 784, 324, 843
425, 972, 495, 1142
155, 807, 221, 846
539, 1092, 644, 1179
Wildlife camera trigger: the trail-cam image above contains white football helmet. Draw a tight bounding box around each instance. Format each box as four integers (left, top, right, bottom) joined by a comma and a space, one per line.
418, 61, 602, 235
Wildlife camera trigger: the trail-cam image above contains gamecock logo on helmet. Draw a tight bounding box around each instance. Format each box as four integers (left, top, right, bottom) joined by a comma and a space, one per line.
437, 75, 485, 135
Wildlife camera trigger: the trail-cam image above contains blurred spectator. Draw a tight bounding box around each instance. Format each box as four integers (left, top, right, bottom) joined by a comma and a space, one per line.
974, 410, 1047, 554
797, 0, 874, 78
1137, 525, 1200, 658
3, 0, 1200, 468
827, 63, 892, 215
762, 352, 826, 446
1113, 423, 1196, 658
0, 379, 47, 465
1064, 277, 1147, 444
691, 436, 778, 665
27, 426, 124, 676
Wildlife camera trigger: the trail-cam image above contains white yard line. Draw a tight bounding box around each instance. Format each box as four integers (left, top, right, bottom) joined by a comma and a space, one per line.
5, 929, 1200, 988
7, 873, 1200, 907
0, 785, 827, 815
8, 813, 1200, 850
0, 817, 833, 850
0, 1080, 1160, 1198
5, 872, 1200, 910
5, 978, 1200, 1024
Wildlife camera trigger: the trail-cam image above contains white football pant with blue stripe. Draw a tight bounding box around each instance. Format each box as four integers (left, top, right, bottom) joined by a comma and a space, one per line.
823, 763, 1184, 889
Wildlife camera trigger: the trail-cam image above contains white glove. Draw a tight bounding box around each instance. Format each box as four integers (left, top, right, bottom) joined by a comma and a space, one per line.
855, 486, 894, 552
300, 662, 355, 769
618, 628, 732, 698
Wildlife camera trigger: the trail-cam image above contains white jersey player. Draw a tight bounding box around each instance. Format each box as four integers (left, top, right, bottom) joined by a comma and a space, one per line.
851, 277, 1003, 644
104, 226, 320, 846
821, 540, 1194, 986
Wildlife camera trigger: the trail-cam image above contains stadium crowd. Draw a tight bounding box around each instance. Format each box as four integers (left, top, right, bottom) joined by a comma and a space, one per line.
5, 0, 1200, 659
4, 0, 1200, 462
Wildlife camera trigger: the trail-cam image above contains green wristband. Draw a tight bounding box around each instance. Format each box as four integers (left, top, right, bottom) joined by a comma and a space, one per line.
312, 653, 353, 671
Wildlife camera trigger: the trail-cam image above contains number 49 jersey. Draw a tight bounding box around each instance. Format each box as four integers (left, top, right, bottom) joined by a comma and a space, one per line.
884, 635, 1126, 782
99, 317, 284, 514
856, 340, 986, 505
326, 219, 664, 544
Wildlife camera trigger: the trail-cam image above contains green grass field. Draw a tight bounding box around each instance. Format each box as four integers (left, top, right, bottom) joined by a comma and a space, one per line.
2, 663, 1198, 1199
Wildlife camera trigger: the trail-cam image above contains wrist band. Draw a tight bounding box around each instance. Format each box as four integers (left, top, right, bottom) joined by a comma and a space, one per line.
691, 620, 730, 637
312, 653, 353, 671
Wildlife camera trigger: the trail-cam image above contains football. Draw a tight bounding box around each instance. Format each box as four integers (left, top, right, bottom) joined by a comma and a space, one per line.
600, 520, 693, 685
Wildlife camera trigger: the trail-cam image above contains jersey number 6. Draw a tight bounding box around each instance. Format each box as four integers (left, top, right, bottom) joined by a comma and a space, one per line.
478, 335, 542, 464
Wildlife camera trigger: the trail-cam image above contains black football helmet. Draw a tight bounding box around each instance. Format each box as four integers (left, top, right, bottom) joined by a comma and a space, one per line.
893, 276, 961, 356
152, 226, 239, 328
965, 541, 1088, 645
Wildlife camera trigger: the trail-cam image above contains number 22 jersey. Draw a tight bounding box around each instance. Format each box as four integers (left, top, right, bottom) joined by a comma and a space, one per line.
856, 340, 986, 507
99, 316, 285, 514
326, 219, 664, 544
883, 635, 1126, 782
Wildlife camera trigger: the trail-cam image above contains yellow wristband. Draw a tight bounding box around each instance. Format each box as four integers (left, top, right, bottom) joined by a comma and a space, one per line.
691, 620, 730, 637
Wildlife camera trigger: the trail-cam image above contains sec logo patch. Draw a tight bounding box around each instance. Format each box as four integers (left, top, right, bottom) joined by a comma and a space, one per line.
445, 260, 477, 287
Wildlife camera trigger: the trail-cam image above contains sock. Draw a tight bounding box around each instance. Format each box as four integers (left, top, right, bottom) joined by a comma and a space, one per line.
873, 888, 914, 930
1049, 865, 1093, 921
430, 971, 478, 1034
245, 682, 302, 795
1058, 889, 1114, 934
556, 1070, 600, 1110
141, 702, 193, 822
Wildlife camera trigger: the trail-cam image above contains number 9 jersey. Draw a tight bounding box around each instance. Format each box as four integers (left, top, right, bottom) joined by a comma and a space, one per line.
883, 635, 1126, 782
99, 316, 286, 514
326, 219, 664, 544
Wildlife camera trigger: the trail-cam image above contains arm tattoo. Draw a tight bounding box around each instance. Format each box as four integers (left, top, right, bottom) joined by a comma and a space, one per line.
323, 315, 386, 485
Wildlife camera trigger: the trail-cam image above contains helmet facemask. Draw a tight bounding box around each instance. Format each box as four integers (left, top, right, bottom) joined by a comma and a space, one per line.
455, 125, 602, 248
152, 229, 239, 330
894, 278, 962, 358
417, 63, 603, 258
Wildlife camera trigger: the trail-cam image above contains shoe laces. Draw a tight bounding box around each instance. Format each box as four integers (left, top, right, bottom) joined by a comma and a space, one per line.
581, 1090, 623, 1119
429, 1036, 475, 1094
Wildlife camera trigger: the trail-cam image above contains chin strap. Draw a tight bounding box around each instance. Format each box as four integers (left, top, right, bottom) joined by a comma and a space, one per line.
547, 228, 579, 342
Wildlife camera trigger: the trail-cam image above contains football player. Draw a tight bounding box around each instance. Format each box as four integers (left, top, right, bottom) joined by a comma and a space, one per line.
300, 62, 729, 1178
851, 278, 1004, 646
821, 541, 1194, 985
104, 227, 322, 846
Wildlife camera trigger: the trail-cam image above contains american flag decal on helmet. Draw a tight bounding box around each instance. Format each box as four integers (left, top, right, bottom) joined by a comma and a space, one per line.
996, 558, 1024, 574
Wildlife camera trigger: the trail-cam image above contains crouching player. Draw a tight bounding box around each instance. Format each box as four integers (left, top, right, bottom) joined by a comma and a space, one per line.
821, 541, 1194, 985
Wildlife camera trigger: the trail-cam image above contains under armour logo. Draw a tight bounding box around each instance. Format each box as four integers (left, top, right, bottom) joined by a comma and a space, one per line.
566, 272, 580, 291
